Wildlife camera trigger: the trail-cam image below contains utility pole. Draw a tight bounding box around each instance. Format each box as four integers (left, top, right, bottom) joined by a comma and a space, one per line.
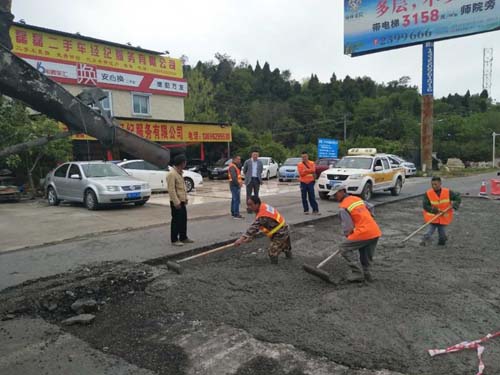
493, 132, 498, 168
343, 114, 347, 142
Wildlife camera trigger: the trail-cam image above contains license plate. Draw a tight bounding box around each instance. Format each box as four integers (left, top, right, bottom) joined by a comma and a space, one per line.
286, 174, 294, 178
329, 180, 340, 187
127, 192, 140, 199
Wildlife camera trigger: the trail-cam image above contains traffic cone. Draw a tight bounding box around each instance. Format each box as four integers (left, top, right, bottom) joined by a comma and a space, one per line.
479, 181, 487, 196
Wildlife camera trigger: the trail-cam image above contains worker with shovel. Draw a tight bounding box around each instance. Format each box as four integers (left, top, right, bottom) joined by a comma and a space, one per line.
234, 196, 292, 264
421, 176, 461, 246
329, 184, 381, 282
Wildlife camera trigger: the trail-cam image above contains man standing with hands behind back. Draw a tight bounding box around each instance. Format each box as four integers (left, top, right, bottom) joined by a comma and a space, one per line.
297, 151, 320, 215
167, 154, 194, 247
242, 150, 263, 213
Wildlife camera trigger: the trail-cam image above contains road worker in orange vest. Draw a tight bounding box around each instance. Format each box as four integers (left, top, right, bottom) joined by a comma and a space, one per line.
328, 184, 382, 282
297, 151, 320, 215
228, 155, 243, 219
421, 176, 461, 246
234, 196, 292, 264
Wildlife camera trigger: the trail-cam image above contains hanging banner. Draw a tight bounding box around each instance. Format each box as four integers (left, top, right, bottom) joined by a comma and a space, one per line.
422, 41, 434, 95
344, 0, 500, 56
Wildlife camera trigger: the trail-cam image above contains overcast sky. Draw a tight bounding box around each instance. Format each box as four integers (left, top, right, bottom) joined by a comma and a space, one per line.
12, 0, 500, 100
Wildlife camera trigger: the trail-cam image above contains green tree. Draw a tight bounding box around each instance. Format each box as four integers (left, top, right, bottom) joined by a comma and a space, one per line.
184, 69, 218, 122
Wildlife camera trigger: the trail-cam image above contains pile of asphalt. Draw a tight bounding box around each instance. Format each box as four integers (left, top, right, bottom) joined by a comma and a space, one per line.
1, 198, 499, 375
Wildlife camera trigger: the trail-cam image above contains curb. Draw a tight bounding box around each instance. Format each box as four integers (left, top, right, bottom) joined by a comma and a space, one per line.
144, 192, 425, 266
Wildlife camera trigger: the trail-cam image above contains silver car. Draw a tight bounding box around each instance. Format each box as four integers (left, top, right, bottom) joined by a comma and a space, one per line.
45, 161, 151, 210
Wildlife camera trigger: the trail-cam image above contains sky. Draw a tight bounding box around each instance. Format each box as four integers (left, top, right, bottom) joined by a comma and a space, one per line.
11, 0, 500, 100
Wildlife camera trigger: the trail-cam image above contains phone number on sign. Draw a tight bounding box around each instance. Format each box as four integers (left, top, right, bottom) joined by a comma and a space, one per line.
374, 30, 433, 46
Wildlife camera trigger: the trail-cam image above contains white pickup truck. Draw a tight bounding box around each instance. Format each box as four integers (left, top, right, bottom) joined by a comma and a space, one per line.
317, 148, 406, 201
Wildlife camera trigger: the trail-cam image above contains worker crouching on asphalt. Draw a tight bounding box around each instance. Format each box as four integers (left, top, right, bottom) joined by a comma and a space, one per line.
234, 196, 292, 264
329, 184, 382, 282
421, 176, 461, 246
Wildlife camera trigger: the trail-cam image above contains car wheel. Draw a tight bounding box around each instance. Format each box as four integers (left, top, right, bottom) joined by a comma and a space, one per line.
134, 200, 147, 206
319, 191, 330, 200
47, 187, 60, 206
84, 189, 98, 210
390, 178, 402, 196
361, 182, 372, 201
279, 178, 283, 182
184, 177, 194, 193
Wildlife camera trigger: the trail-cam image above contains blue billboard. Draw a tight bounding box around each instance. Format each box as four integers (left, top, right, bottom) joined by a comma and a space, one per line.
344, 0, 500, 56
318, 138, 339, 158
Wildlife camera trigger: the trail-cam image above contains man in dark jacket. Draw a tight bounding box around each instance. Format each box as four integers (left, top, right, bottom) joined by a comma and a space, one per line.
242, 150, 263, 213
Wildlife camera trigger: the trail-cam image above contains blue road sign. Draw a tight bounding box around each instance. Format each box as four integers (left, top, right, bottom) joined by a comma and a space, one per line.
318, 138, 339, 158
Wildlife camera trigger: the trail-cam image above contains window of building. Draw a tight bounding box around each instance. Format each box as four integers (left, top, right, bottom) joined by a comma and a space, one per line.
132, 93, 151, 116
90, 91, 113, 118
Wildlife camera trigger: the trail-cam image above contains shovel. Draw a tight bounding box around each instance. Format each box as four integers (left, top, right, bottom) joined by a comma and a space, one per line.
302, 249, 341, 283
166, 243, 234, 274
388, 206, 452, 248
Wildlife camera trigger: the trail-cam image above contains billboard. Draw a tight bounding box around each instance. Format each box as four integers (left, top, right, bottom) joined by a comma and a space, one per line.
422, 42, 434, 94
318, 138, 339, 158
61, 119, 232, 143
10, 24, 187, 96
344, 0, 500, 56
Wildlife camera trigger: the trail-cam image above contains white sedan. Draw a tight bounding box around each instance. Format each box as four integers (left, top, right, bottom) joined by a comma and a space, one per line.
117, 160, 203, 193
259, 157, 279, 180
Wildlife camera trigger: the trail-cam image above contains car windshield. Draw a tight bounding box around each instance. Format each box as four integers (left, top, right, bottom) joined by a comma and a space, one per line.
336, 157, 373, 170
258, 158, 269, 166
81, 163, 129, 178
283, 158, 301, 166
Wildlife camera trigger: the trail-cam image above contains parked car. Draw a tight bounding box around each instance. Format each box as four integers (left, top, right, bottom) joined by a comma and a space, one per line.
208, 159, 231, 180
45, 161, 151, 210
117, 159, 203, 193
187, 158, 209, 177
386, 154, 417, 177
317, 148, 405, 201
259, 157, 279, 180
315, 158, 339, 178
278, 157, 302, 182
0, 169, 21, 202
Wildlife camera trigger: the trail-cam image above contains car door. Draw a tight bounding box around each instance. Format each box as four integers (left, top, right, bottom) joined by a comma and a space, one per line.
52, 163, 70, 198
65, 163, 85, 201
144, 161, 167, 191
270, 159, 278, 177
121, 161, 149, 184
372, 158, 385, 190
381, 158, 393, 188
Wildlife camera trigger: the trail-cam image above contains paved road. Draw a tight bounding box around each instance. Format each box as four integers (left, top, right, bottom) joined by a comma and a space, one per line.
0, 172, 497, 290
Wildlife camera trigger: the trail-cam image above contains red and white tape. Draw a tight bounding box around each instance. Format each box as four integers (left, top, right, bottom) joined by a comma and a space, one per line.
428, 331, 500, 375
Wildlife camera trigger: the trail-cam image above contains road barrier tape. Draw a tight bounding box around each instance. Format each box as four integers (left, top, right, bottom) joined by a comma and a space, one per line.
428, 331, 500, 375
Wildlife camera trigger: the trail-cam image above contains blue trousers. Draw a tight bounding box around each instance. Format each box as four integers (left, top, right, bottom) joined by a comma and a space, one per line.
230, 184, 241, 216
300, 182, 319, 212
423, 224, 447, 241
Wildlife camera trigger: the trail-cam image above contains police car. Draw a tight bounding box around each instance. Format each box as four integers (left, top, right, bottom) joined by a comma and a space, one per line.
317, 148, 406, 201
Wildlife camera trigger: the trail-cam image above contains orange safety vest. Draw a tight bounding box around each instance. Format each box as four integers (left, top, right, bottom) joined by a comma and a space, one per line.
339, 195, 382, 241
228, 163, 242, 184
297, 160, 316, 184
256, 203, 286, 238
423, 188, 453, 225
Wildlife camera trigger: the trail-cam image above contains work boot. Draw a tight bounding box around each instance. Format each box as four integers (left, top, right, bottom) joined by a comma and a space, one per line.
269, 256, 279, 264
438, 238, 447, 246
420, 238, 429, 247
284, 250, 292, 259
364, 271, 374, 283
346, 271, 365, 283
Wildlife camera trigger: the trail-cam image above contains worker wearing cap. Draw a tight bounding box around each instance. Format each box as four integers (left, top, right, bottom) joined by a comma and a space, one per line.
234, 196, 292, 264
421, 176, 461, 246
329, 184, 381, 282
